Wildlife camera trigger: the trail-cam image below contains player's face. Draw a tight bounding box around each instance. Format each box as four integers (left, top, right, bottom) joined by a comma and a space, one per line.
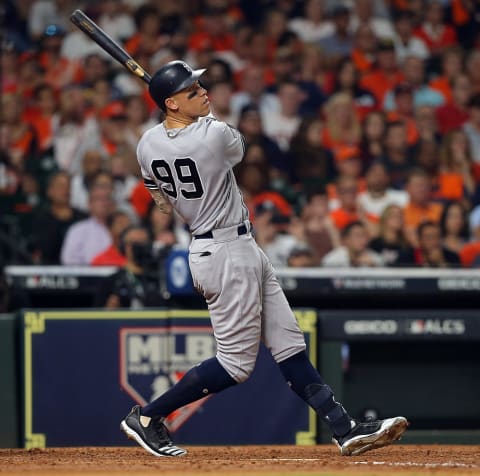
172, 81, 210, 117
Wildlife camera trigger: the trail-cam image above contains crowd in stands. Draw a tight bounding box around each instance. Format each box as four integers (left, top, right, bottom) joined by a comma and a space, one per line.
2, 0, 480, 272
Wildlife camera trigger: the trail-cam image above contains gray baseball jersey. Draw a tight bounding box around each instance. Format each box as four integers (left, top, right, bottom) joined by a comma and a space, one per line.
137, 117, 305, 382
138, 117, 249, 235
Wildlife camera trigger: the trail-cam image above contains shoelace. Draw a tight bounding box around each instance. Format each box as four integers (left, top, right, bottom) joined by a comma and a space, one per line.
152, 419, 173, 445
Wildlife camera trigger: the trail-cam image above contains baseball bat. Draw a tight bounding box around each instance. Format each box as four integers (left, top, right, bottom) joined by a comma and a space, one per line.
70, 9, 152, 84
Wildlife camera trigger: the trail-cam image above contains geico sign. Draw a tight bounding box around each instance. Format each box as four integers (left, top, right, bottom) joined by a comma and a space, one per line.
344, 320, 398, 335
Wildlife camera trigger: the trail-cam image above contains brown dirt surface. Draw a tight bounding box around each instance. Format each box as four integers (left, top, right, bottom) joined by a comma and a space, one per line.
0, 445, 479, 476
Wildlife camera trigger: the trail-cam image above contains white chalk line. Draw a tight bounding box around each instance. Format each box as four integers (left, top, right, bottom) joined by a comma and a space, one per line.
208, 458, 479, 468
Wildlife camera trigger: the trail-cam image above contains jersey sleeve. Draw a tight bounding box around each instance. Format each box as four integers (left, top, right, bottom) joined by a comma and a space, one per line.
136, 137, 159, 191
218, 121, 246, 167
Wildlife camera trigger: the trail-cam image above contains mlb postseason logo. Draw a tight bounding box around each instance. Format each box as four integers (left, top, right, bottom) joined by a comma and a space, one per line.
119, 326, 216, 431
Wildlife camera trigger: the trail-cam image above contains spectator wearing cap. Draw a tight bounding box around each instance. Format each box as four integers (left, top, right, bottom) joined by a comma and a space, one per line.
383, 56, 445, 112
349, 0, 395, 39
435, 74, 472, 135
287, 245, 316, 267
413, 1, 458, 58
98, 101, 134, 157
463, 94, 480, 181
253, 201, 304, 268
321, 220, 384, 267
360, 37, 405, 105
28, 0, 71, 41
402, 168, 444, 247
39, 25, 83, 91
287, 0, 335, 43
318, 5, 354, 68
391, 10, 429, 64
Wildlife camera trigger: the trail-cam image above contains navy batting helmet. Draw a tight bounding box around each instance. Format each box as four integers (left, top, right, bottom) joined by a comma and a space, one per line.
148, 61, 206, 112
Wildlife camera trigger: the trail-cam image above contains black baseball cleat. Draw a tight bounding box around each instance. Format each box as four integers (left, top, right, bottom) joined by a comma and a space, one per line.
120, 405, 187, 457
333, 416, 409, 456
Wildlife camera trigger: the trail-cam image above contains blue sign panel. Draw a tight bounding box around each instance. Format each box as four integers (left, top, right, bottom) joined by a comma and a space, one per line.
22, 310, 317, 448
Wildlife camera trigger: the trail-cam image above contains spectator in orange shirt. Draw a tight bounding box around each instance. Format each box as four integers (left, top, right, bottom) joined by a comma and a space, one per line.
329, 176, 361, 232
322, 92, 361, 153
124, 5, 167, 57
350, 23, 377, 74
403, 168, 444, 247
189, 6, 235, 54
385, 83, 419, 145
436, 73, 472, 134
438, 128, 476, 203
413, 1, 458, 57
91, 210, 132, 266
1, 92, 40, 172
360, 37, 405, 105
38, 25, 82, 92
428, 47, 464, 103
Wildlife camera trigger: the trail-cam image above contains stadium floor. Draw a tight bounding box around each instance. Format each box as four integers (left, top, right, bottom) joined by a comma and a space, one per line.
0, 445, 479, 475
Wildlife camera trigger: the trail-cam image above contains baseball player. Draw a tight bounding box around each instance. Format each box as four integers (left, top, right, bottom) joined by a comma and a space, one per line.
120, 60, 408, 457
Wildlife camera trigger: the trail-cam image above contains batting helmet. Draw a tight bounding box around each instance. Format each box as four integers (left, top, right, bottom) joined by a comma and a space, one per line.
149, 61, 206, 112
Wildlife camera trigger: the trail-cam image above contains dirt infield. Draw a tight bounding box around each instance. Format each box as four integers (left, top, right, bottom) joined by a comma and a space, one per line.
1, 445, 479, 476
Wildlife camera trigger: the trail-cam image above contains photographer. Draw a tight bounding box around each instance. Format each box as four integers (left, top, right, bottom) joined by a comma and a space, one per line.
95, 225, 171, 309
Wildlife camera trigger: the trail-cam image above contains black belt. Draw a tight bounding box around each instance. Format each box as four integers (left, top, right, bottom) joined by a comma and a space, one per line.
194, 223, 249, 239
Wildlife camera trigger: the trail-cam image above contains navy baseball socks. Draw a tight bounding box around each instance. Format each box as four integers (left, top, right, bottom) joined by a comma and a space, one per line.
121, 357, 236, 456
278, 351, 409, 455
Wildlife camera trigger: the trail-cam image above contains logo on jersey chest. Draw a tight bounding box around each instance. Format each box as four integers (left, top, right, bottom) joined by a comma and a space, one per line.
119, 327, 216, 431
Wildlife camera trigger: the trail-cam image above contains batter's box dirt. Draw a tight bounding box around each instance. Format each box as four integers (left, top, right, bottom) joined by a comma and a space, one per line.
0, 445, 479, 476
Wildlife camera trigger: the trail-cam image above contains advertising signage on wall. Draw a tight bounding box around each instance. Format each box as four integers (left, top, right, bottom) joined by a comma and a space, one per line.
22, 309, 317, 448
